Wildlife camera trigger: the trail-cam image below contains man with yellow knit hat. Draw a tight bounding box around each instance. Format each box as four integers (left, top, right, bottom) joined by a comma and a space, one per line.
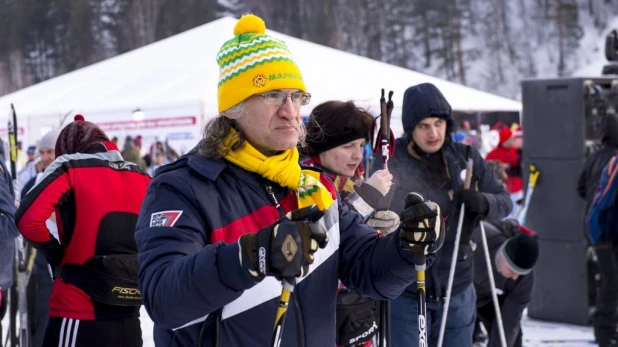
135, 14, 443, 346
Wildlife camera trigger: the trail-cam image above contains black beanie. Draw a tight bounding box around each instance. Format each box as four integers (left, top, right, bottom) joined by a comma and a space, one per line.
305, 100, 374, 155
500, 234, 539, 275
401, 83, 453, 135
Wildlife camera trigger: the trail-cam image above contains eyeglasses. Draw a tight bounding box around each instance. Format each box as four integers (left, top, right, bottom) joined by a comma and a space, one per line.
255, 91, 312, 106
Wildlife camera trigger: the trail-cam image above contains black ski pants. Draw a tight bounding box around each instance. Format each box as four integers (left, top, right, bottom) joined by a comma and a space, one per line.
42, 316, 142, 347
594, 244, 618, 347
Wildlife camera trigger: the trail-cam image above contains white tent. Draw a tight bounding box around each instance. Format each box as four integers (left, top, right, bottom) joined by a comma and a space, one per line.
0, 16, 521, 149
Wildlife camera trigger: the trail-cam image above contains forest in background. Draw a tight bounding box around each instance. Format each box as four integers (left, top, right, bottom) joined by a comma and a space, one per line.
1, 0, 617, 99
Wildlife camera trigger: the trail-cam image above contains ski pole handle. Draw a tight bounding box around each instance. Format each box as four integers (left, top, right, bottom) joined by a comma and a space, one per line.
386, 90, 394, 136
529, 164, 540, 188
464, 161, 473, 190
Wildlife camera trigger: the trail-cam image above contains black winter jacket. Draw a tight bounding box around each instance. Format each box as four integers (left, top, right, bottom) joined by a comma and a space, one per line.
373, 83, 511, 299
384, 139, 511, 299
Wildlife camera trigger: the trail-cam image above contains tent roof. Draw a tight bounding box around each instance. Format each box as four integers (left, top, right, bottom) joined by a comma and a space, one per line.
0, 17, 521, 121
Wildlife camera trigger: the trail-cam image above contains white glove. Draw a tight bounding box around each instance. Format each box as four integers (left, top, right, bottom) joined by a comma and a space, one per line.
365, 170, 393, 196
367, 210, 400, 234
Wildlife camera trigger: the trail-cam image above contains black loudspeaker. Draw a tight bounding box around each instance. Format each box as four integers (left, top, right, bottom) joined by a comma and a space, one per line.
522, 77, 618, 325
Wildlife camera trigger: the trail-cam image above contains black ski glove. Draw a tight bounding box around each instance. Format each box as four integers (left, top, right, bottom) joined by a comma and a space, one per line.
43, 241, 65, 276
455, 190, 489, 216
399, 195, 445, 256
238, 205, 329, 282
454, 189, 489, 245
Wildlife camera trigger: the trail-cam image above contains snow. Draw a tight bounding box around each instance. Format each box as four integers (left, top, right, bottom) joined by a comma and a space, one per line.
521, 314, 596, 346
572, 18, 618, 78
1, 306, 595, 346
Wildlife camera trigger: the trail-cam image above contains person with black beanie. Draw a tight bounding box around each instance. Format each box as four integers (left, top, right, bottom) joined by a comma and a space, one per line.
472, 220, 539, 347
373, 83, 512, 347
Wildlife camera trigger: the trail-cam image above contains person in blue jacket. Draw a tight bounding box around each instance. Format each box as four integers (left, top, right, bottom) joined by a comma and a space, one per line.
135, 14, 444, 347
0, 138, 19, 330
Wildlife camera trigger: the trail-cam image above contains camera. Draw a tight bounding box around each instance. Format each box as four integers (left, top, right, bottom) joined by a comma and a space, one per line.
603, 29, 618, 75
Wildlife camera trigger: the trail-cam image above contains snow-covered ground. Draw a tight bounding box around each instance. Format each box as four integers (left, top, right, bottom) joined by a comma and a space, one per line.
521, 314, 595, 347
1, 306, 596, 347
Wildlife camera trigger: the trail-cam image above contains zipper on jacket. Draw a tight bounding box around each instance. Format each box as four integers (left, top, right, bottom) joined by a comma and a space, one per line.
265, 183, 305, 346
266, 184, 285, 218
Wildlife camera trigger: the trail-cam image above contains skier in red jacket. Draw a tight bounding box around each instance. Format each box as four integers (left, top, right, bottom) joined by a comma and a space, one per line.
485, 127, 523, 218
16, 115, 151, 347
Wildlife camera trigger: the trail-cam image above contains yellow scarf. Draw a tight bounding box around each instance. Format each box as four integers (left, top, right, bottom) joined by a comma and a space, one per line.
222, 131, 335, 211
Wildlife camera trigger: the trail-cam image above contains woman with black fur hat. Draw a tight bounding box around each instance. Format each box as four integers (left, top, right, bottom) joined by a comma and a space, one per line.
303, 100, 400, 234
302, 100, 401, 347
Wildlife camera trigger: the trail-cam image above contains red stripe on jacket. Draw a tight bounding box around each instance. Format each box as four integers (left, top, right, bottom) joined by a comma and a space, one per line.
209, 176, 335, 244
210, 191, 299, 244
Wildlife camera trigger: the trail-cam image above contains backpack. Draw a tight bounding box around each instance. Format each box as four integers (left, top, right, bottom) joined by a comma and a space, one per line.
586, 155, 618, 245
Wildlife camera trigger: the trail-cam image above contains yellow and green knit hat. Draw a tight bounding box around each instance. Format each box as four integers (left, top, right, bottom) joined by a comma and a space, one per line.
216, 14, 307, 113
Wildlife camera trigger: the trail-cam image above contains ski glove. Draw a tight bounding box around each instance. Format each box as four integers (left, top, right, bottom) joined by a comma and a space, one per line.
455, 189, 489, 245
353, 182, 396, 213
455, 190, 489, 216
399, 200, 444, 255
238, 205, 329, 282
367, 210, 400, 234
364, 170, 393, 196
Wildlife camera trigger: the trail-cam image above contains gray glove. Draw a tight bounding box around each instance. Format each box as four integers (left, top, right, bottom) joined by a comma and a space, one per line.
367, 210, 400, 234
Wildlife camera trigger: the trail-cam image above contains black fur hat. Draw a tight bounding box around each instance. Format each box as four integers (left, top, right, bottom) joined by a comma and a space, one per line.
304, 100, 374, 155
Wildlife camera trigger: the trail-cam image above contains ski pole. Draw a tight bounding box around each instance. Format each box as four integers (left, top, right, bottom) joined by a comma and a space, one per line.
437, 150, 473, 347
8, 104, 20, 347
271, 278, 295, 347
415, 253, 428, 347
8, 104, 19, 207
385, 90, 394, 347
404, 192, 430, 347
380, 89, 389, 170
376, 89, 395, 347
516, 164, 540, 226
8, 104, 32, 347
478, 221, 507, 347
386, 91, 394, 134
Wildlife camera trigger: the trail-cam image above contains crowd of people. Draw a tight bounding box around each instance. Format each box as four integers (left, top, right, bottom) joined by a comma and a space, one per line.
11, 133, 181, 187
0, 13, 553, 347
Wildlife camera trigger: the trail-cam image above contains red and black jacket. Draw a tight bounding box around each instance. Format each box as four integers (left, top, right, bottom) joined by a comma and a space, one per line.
16, 143, 151, 320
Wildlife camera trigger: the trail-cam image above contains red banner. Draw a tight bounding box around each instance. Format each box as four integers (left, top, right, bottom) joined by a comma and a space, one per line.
96, 116, 197, 132
0, 127, 25, 136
